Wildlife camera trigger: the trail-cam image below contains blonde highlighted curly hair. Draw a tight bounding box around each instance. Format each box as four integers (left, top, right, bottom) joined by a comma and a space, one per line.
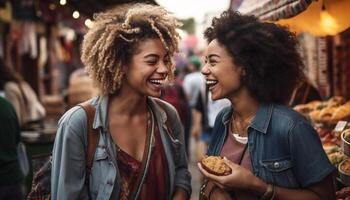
81, 3, 182, 95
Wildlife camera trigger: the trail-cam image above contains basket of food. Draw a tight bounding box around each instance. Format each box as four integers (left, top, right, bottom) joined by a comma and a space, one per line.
341, 129, 350, 157
339, 159, 350, 186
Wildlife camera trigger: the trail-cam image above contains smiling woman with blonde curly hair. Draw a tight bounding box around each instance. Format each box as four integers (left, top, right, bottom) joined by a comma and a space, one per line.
51, 3, 191, 200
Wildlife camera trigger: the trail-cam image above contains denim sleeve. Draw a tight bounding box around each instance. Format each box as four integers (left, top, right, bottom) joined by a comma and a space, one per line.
289, 121, 335, 187
168, 105, 192, 197
51, 107, 89, 200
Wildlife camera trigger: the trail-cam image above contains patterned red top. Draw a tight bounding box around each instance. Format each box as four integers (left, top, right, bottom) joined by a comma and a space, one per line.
117, 125, 169, 200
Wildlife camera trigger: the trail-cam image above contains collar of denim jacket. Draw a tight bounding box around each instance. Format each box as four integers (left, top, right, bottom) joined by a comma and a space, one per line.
92, 96, 167, 132
222, 104, 273, 134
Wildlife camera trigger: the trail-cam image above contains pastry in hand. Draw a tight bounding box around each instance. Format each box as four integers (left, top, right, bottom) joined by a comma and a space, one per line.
201, 156, 232, 176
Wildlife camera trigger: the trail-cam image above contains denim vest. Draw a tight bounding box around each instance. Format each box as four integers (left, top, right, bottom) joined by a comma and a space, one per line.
208, 104, 335, 188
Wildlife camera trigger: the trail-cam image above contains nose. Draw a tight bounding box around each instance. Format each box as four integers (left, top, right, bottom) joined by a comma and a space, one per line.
201, 63, 210, 76
156, 61, 168, 75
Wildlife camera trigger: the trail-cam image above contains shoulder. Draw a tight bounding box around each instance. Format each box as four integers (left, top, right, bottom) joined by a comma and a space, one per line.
0, 97, 16, 114
272, 104, 308, 126
271, 104, 316, 139
151, 97, 178, 114
216, 106, 232, 121
57, 106, 87, 138
4, 81, 19, 92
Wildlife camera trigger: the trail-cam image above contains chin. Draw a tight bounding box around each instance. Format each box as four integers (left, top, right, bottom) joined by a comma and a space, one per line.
147, 91, 162, 98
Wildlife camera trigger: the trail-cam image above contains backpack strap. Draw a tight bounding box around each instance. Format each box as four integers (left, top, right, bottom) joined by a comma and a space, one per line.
79, 102, 99, 178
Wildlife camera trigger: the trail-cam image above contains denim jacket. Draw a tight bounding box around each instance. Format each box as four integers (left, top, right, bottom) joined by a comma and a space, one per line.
51, 96, 191, 200
208, 104, 335, 189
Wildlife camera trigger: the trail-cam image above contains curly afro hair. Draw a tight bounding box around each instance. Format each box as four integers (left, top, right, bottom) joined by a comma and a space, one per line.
204, 11, 304, 104
81, 3, 181, 95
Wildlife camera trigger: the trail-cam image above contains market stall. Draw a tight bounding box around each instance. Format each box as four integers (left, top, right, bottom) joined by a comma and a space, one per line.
232, 0, 350, 198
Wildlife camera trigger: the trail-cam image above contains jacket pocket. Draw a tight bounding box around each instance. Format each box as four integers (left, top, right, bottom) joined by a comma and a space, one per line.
260, 157, 299, 188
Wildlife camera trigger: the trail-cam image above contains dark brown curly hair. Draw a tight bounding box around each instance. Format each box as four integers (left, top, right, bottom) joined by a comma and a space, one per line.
204, 11, 304, 104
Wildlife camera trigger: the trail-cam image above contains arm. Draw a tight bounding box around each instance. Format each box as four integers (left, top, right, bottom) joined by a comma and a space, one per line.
51, 108, 89, 200
198, 159, 336, 200
191, 92, 204, 140
168, 106, 192, 199
198, 118, 336, 200
190, 108, 202, 140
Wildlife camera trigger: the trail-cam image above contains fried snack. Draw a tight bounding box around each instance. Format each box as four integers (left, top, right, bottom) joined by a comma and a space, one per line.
201, 156, 232, 176
319, 107, 337, 122
327, 96, 346, 107
309, 110, 322, 121
293, 101, 322, 114
332, 104, 350, 121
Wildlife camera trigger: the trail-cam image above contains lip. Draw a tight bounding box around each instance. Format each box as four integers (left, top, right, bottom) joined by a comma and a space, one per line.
206, 79, 218, 90
148, 78, 166, 90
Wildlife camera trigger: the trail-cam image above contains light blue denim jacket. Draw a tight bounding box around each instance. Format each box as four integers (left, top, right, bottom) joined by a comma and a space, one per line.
208, 104, 335, 189
51, 96, 191, 200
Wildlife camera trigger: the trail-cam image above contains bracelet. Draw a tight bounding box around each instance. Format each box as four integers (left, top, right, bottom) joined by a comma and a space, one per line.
260, 184, 275, 200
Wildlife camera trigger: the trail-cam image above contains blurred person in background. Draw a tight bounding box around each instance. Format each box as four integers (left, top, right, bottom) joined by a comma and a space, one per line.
198, 11, 335, 200
161, 69, 190, 155
51, 3, 191, 200
183, 55, 203, 108
0, 58, 45, 127
67, 67, 99, 108
0, 96, 24, 200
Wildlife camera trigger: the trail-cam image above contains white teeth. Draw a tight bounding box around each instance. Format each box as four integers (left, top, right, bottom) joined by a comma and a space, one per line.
206, 80, 218, 85
149, 79, 164, 84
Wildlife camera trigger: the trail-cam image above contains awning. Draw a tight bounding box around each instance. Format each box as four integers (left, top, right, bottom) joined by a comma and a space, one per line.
276, 0, 350, 36
233, 0, 313, 21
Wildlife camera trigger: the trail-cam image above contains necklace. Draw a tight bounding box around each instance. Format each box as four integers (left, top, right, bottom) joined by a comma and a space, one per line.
230, 113, 255, 137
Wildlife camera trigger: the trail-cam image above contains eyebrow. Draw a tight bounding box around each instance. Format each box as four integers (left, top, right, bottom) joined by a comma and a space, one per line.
208, 54, 220, 59
144, 54, 160, 59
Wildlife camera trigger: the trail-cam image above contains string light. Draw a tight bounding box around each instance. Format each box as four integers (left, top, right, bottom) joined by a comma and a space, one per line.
85, 19, 94, 28
72, 11, 80, 19
60, 0, 66, 6
320, 1, 339, 35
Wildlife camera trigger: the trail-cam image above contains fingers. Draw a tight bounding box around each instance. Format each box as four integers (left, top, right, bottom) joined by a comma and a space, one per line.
212, 180, 225, 189
197, 162, 221, 182
197, 162, 230, 188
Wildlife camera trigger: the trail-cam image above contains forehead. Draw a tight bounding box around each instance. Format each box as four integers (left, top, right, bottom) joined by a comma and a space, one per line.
134, 38, 168, 56
206, 39, 229, 56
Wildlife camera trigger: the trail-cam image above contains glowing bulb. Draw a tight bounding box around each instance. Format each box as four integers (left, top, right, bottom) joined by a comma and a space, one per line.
60, 0, 67, 6
320, 10, 339, 35
85, 19, 94, 28
72, 11, 80, 19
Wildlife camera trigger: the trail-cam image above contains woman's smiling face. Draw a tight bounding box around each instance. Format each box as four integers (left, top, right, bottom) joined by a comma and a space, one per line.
122, 38, 171, 97
201, 39, 244, 100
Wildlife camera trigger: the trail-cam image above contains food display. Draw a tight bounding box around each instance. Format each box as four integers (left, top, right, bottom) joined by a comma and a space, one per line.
201, 156, 232, 176
340, 159, 350, 176
294, 96, 350, 124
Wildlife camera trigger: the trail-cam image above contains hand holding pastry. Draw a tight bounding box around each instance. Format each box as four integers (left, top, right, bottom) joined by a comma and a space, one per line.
198, 157, 264, 191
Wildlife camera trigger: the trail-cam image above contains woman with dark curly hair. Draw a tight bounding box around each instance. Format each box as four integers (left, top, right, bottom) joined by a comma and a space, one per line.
197, 11, 335, 200
51, 3, 191, 200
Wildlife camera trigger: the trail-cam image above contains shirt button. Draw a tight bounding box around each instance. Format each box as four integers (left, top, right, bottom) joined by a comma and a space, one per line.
273, 162, 280, 168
